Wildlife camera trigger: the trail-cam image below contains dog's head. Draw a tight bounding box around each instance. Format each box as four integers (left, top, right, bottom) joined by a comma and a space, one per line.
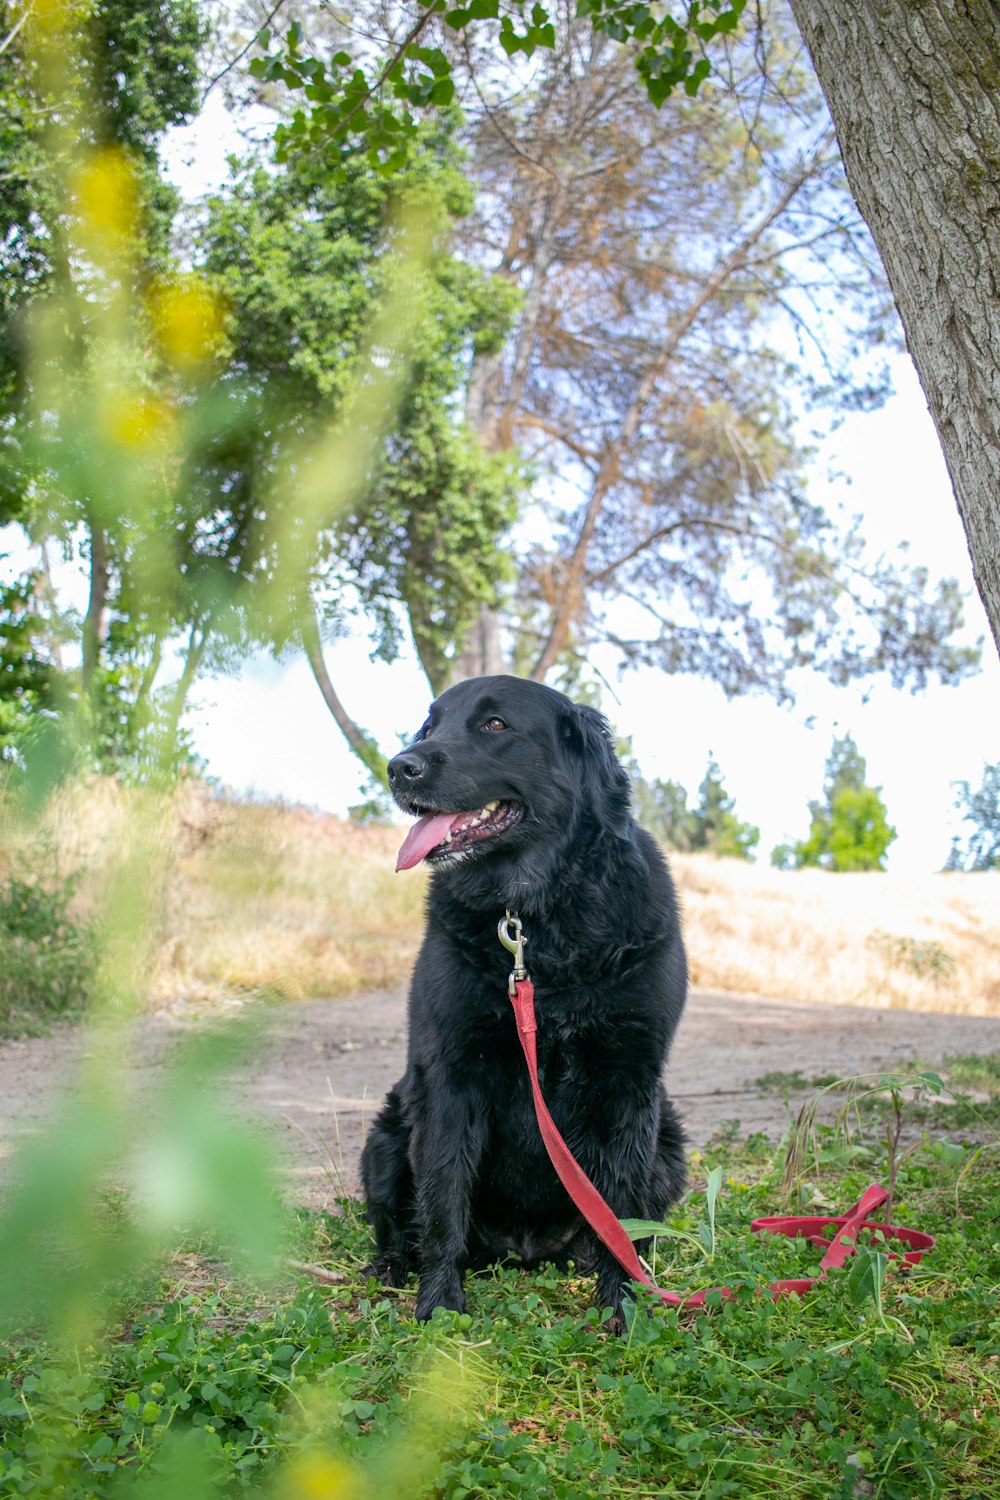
388, 676, 632, 900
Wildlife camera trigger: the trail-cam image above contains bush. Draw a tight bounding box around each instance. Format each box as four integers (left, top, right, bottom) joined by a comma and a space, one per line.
0, 871, 94, 1035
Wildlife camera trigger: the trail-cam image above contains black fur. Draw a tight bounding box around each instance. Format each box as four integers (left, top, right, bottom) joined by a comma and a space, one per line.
360, 675, 687, 1324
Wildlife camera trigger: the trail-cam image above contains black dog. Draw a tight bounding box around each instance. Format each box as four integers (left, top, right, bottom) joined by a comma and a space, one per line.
360, 675, 687, 1324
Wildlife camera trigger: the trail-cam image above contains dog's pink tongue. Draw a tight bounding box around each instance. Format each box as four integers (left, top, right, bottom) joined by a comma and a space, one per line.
396, 812, 460, 872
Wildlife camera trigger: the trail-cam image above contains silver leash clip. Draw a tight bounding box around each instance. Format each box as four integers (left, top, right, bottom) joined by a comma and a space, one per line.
497, 909, 528, 997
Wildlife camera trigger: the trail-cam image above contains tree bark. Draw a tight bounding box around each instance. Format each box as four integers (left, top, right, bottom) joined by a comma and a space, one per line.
163, 620, 210, 747
789, 0, 1000, 659
81, 520, 109, 694
300, 605, 389, 784
441, 177, 569, 690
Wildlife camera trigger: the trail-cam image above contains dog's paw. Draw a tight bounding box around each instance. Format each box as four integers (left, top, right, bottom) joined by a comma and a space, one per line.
415, 1271, 467, 1322
366, 1255, 409, 1288
594, 1279, 636, 1336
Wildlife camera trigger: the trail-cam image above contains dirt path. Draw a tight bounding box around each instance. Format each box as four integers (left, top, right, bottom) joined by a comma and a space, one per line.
2, 989, 1000, 1209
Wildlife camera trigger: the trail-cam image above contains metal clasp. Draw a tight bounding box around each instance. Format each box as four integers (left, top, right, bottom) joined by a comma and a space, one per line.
497, 909, 528, 997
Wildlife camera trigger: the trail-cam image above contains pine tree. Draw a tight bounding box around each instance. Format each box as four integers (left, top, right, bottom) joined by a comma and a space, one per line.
627, 764, 699, 852
689, 758, 760, 861
782, 734, 897, 872
945, 765, 1000, 872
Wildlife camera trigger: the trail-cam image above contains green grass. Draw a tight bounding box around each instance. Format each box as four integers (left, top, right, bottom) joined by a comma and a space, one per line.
2, 1113, 999, 1500
755, 1054, 1000, 1144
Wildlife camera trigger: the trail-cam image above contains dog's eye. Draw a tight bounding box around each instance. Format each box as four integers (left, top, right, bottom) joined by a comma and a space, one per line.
417, 719, 431, 740
483, 716, 508, 732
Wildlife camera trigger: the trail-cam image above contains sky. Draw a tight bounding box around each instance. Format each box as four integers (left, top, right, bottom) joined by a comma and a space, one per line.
4, 91, 997, 875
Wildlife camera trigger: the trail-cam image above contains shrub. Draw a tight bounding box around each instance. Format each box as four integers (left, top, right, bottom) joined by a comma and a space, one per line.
0, 870, 94, 1035
866, 929, 957, 987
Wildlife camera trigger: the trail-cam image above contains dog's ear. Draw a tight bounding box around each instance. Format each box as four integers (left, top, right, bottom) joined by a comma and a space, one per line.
560, 705, 632, 837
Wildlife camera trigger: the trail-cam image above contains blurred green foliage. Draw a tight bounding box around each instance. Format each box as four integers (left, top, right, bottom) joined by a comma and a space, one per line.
0, 863, 94, 1036
0, 0, 524, 788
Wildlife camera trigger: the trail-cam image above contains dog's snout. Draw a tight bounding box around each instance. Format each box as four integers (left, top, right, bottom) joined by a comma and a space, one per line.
388, 751, 426, 787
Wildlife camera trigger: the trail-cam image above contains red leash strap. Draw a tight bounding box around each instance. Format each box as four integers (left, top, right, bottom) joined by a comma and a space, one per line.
506, 968, 935, 1310
508, 978, 666, 1294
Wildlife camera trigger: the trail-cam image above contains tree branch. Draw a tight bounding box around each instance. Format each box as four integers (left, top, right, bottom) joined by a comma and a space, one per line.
81, 521, 109, 696
516, 413, 601, 468
164, 620, 210, 742
0, 7, 28, 59
300, 604, 388, 785
324, 5, 438, 144
201, 0, 293, 104
528, 132, 835, 682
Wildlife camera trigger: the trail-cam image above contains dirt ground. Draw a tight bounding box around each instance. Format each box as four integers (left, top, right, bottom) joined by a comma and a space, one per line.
2, 988, 1000, 1210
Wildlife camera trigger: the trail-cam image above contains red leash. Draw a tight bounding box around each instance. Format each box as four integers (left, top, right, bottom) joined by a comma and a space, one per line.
498, 913, 934, 1310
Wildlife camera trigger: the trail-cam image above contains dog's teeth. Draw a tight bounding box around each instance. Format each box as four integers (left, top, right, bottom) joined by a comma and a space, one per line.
469, 817, 481, 827
482, 801, 498, 813
443, 832, 453, 843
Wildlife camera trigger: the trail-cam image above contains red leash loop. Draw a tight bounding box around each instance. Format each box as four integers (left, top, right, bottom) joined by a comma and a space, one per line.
505, 962, 935, 1310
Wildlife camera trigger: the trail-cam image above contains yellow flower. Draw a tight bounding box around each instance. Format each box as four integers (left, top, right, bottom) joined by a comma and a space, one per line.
151, 277, 227, 370
73, 147, 138, 254
30, 0, 71, 36
284, 1453, 361, 1500
100, 390, 172, 451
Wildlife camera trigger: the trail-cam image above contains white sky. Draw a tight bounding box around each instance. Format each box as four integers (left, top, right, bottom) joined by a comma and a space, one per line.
4, 92, 996, 874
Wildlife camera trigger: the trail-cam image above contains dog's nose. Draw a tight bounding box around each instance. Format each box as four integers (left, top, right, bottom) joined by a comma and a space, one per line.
388, 751, 426, 787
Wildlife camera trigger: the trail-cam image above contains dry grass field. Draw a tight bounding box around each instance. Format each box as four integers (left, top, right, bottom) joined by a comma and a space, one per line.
672, 853, 999, 1015
9, 778, 999, 1015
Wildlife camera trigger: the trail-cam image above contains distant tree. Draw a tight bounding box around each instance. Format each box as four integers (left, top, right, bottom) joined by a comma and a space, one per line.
945, 764, 1000, 873
631, 754, 759, 858
783, 733, 896, 872
244, 0, 1000, 673
0, 572, 56, 762
191, 127, 523, 739
627, 763, 699, 852
690, 758, 760, 861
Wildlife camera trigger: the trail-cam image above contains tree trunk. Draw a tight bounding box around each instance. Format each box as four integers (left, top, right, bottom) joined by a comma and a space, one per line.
789, 0, 1000, 659
441, 178, 569, 689
300, 606, 389, 784
36, 541, 66, 673
444, 608, 505, 689
163, 620, 209, 747
81, 521, 109, 694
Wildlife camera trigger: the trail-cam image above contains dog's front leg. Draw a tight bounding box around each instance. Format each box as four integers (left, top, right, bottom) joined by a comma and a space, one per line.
566, 1086, 666, 1330
411, 1087, 485, 1321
